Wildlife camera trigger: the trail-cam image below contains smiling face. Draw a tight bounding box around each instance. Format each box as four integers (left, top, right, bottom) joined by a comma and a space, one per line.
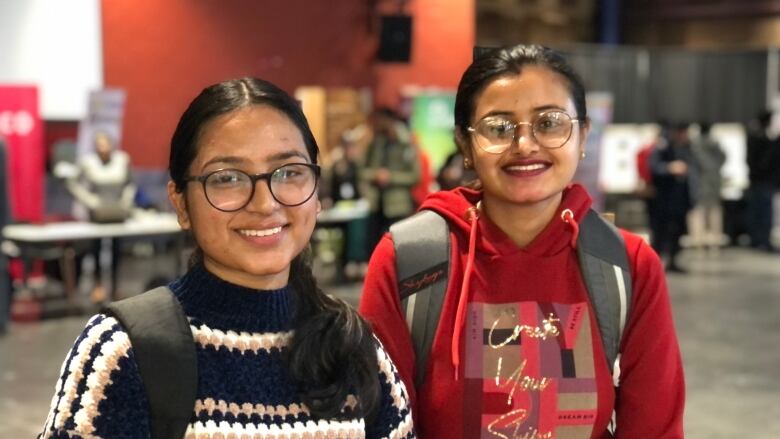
168, 105, 320, 289
461, 65, 589, 211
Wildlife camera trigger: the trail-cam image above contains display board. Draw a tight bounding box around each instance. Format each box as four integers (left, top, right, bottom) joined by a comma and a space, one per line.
0, 0, 102, 120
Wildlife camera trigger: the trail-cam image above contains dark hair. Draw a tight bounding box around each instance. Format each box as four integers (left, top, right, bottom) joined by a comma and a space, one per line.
169, 78, 379, 421
454, 44, 588, 136
699, 121, 712, 136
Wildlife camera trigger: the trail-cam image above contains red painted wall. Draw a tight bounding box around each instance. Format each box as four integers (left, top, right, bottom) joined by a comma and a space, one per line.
374, 0, 475, 109
102, 0, 474, 168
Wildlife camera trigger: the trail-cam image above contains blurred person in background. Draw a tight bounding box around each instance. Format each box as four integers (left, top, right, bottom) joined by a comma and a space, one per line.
39, 78, 413, 439
66, 131, 136, 302
360, 45, 684, 438
689, 122, 726, 253
635, 121, 669, 248
360, 109, 420, 253
323, 126, 370, 278
649, 122, 694, 272
746, 110, 778, 252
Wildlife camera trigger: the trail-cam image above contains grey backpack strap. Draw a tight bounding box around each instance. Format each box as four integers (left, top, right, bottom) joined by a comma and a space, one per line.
103, 287, 197, 439
390, 210, 450, 389
576, 209, 633, 385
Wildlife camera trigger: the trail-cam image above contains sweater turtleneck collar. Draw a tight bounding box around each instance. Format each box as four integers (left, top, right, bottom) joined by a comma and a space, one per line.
168, 263, 294, 333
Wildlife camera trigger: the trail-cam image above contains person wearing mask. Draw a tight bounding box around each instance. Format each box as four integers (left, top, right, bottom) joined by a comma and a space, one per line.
359, 45, 684, 438
40, 78, 414, 439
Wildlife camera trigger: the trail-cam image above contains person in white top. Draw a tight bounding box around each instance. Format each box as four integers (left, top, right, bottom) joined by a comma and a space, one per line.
66, 131, 136, 302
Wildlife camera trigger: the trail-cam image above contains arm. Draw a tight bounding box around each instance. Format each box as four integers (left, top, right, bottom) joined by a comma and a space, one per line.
65, 165, 101, 210
366, 340, 416, 439
358, 235, 418, 409
614, 235, 685, 438
120, 160, 137, 210
39, 314, 151, 439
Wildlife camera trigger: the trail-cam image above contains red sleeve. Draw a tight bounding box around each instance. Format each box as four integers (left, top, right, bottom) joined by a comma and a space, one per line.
358, 234, 419, 409
615, 232, 685, 438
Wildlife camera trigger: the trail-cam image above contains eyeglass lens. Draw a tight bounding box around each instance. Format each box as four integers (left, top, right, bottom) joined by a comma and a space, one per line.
203, 164, 317, 211
474, 111, 573, 152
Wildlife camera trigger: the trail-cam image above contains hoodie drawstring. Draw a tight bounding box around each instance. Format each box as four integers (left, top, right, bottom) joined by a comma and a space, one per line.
452, 205, 479, 380
561, 208, 580, 248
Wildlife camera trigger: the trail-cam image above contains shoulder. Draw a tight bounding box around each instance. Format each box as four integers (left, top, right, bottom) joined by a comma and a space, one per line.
619, 229, 662, 272
39, 314, 150, 438
370, 337, 415, 439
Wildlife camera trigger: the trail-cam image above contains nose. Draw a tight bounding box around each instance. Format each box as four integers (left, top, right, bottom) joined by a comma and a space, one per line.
510, 123, 539, 154
244, 179, 279, 213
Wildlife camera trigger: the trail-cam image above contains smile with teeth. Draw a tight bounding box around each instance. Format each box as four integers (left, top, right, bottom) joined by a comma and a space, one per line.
506, 163, 547, 172
239, 226, 283, 237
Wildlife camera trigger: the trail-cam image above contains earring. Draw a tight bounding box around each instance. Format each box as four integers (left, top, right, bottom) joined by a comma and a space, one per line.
463, 158, 471, 169
580, 150, 586, 160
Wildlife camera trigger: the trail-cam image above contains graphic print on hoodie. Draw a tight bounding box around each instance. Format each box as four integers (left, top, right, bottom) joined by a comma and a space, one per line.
463, 300, 597, 438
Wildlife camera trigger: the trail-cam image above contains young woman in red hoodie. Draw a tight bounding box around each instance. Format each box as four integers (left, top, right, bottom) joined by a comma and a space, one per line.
359, 45, 685, 438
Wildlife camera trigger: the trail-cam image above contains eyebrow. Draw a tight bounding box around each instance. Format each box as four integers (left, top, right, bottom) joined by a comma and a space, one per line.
200, 151, 310, 170
478, 105, 569, 120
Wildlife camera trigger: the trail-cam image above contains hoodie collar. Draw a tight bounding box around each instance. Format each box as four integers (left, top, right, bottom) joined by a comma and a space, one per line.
420, 184, 593, 257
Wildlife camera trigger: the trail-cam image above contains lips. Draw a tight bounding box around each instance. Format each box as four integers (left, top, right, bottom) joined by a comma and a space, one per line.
502, 160, 551, 176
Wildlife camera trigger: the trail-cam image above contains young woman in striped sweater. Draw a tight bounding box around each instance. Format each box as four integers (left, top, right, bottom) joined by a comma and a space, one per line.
40, 78, 414, 439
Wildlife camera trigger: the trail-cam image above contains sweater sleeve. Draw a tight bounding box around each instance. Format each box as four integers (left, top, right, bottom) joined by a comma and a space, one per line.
614, 234, 685, 438
366, 339, 416, 439
39, 314, 151, 439
358, 234, 419, 408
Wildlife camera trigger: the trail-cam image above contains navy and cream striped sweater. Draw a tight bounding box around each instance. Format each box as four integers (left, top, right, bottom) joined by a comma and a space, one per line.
40, 264, 415, 438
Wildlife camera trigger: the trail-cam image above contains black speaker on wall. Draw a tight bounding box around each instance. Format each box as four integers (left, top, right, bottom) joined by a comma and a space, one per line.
378, 15, 412, 62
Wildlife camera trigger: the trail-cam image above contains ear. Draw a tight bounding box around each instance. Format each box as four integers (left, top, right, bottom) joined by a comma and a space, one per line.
316, 198, 322, 214
577, 118, 591, 157
454, 127, 475, 164
167, 180, 191, 230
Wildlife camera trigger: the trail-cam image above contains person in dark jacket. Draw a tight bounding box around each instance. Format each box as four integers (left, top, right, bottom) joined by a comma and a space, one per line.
649, 122, 694, 272
746, 110, 778, 252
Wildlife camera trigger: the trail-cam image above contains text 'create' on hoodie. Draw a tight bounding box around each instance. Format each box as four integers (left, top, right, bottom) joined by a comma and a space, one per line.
359, 184, 685, 439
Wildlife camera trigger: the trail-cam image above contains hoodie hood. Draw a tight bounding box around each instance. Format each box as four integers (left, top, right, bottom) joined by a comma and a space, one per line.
419, 183, 593, 256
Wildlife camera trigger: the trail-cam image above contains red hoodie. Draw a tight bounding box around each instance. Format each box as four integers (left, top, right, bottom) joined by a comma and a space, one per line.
359, 184, 685, 438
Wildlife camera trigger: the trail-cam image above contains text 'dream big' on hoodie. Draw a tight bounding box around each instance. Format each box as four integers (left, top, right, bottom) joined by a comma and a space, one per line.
359, 184, 685, 439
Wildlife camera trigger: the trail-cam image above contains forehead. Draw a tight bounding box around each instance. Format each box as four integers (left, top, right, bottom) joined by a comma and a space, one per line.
473, 66, 576, 118
192, 105, 309, 170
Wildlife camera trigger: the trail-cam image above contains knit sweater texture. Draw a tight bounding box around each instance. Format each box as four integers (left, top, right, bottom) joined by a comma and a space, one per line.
40, 264, 414, 438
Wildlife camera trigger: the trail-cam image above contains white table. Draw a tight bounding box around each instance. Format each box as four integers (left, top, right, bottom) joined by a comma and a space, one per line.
2, 212, 185, 304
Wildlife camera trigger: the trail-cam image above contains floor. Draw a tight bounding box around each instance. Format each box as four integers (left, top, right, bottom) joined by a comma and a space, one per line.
1, 245, 779, 438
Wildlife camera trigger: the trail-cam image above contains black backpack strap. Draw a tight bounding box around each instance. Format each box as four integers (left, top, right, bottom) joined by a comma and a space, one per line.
103, 287, 197, 439
390, 210, 450, 389
576, 209, 633, 385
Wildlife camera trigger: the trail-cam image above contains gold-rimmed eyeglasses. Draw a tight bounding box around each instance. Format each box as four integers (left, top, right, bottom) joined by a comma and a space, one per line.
467, 110, 581, 153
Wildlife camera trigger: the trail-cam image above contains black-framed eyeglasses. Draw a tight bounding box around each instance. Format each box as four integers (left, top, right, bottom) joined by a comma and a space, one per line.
185, 163, 321, 212
467, 110, 581, 153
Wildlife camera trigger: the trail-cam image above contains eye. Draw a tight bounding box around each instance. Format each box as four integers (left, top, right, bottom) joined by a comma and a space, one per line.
535, 112, 568, 132
207, 170, 247, 187
272, 164, 310, 182
480, 118, 515, 139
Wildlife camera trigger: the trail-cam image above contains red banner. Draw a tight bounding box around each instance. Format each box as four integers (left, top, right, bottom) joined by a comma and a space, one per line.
0, 86, 44, 222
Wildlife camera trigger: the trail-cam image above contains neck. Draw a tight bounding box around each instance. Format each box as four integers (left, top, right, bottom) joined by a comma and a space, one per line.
203, 257, 290, 290
481, 192, 562, 248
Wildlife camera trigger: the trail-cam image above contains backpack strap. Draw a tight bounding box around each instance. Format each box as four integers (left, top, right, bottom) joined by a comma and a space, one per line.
103, 287, 197, 439
390, 210, 450, 388
576, 209, 633, 386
